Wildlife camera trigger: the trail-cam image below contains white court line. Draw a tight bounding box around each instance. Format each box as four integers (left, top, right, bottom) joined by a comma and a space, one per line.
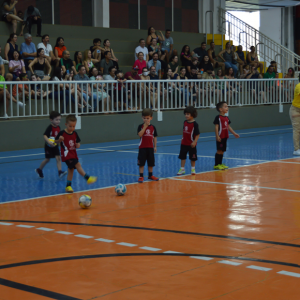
55, 231, 73, 235
36, 227, 54, 231
190, 256, 214, 261
117, 242, 137, 247
74, 234, 93, 239
0, 222, 13, 225
247, 265, 272, 271
95, 238, 114, 243
218, 260, 242, 266
277, 271, 300, 278
170, 178, 300, 193
16, 225, 35, 228
139, 246, 161, 251
164, 251, 183, 254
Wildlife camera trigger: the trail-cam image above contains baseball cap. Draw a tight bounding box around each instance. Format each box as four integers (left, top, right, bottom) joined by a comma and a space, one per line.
132, 65, 139, 70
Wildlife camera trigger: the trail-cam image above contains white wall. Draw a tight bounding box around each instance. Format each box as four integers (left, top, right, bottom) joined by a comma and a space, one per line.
259, 8, 281, 45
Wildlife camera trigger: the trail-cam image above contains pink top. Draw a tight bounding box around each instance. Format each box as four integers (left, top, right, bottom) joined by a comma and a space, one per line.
133, 59, 146, 75
9, 59, 25, 74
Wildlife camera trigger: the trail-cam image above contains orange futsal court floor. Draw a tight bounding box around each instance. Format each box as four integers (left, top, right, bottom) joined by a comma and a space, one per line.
1, 158, 300, 299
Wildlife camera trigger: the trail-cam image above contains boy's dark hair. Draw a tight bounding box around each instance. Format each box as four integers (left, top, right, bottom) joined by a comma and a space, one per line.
216, 101, 227, 112
20, 73, 27, 79
66, 115, 77, 123
93, 38, 101, 44
184, 106, 197, 118
142, 108, 153, 117
270, 61, 276, 64
49, 111, 61, 120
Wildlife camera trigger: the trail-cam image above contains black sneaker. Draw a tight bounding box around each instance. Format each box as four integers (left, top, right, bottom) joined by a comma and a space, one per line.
35, 168, 44, 178
59, 170, 68, 178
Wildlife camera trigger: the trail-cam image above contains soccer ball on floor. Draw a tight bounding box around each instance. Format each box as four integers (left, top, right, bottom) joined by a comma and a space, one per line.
115, 184, 127, 196
79, 195, 92, 208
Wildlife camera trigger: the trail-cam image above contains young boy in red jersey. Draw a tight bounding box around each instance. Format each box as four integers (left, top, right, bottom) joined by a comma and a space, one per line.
35, 111, 67, 179
177, 106, 200, 175
137, 108, 159, 183
214, 101, 240, 170
55, 115, 97, 193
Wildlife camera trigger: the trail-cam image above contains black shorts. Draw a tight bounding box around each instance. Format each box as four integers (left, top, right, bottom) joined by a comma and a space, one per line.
2, 13, 11, 23
45, 145, 60, 159
178, 144, 198, 161
65, 158, 79, 170
137, 148, 155, 167
216, 138, 228, 152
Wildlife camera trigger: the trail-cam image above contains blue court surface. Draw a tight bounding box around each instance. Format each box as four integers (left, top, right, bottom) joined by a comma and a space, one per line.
0, 125, 294, 203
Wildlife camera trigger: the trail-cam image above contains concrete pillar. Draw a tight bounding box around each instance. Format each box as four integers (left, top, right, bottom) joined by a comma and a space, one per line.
93, 0, 110, 28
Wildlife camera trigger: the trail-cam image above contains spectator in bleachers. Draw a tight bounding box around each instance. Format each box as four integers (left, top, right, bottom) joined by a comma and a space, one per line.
83, 49, 99, 73
191, 58, 201, 78
115, 70, 131, 111
207, 42, 225, 73
73, 51, 83, 73
146, 26, 164, 46
59, 50, 76, 75
232, 45, 244, 77
37, 35, 59, 66
100, 51, 114, 79
0, 45, 12, 81
102, 39, 119, 70
246, 65, 266, 103
140, 67, 158, 109
226, 67, 240, 103
177, 67, 191, 107
21, 5, 42, 37
104, 66, 116, 81
168, 55, 179, 75
240, 64, 250, 79
148, 38, 164, 61
135, 39, 149, 62
147, 53, 161, 78
236, 45, 246, 64
1, 0, 24, 35
187, 66, 198, 80
54, 37, 66, 59
199, 55, 214, 76
8, 50, 25, 81
161, 29, 177, 63
218, 42, 238, 77
134, 52, 146, 76
215, 68, 225, 91
283, 67, 296, 102
124, 65, 140, 81
28, 48, 51, 81
270, 61, 278, 73
17, 10, 22, 18
163, 68, 180, 101
247, 46, 263, 74
192, 42, 208, 63
180, 45, 192, 73
12, 72, 39, 99
90, 38, 102, 61
20, 33, 37, 71
30, 73, 47, 97
4, 33, 18, 61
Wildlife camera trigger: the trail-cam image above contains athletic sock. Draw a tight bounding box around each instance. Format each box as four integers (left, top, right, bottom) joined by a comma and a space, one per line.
140, 173, 143, 177
66, 180, 72, 187
181, 167, 185, 170
220, 154, 223, 165
84, 174, 90, 181
149, 172, 153, 177
215, 153, 219, 166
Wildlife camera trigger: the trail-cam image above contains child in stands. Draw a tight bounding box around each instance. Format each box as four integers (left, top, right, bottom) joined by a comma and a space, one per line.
55, 114, 97, 193
177, 106, 200, 175
214, 101, 240, 170
35, 111, 67, 178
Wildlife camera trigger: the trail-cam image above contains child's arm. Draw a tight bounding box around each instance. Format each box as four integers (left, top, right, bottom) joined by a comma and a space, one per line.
191, 134, 200, 148
228, 125, 240, 138
154, 136, 157, 153
55, 136, 64, 144
76, 143, 80, 148
138, 123, 149, 137
43, 135, 55, 147
215, 124, 221, 142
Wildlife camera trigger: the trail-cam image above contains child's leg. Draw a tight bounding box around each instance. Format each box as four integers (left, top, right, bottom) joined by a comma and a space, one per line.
148, 166, 153, 176
75, 162, 97, 184
55, 156, 62, 171
139, 166, 144, 177
181, 160, 186, 168
66, 168, 74, 185
75, 162, 87, 177
39, 158, 50, 170
215, 150, 224, 166
191, 160, 196, 167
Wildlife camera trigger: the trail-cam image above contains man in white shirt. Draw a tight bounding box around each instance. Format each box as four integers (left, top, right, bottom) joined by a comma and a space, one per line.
37, 34, 59, 66
135, 39, 149, 62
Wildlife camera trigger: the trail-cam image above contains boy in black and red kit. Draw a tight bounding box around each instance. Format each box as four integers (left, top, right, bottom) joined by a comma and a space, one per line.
177, 106, 200, 175
55, 115, 97, 193
35, 111, 67, 179
214, 101, 240, 170
137, 108, 159, 183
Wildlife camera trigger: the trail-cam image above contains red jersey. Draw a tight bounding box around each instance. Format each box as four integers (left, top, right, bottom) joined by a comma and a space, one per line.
56, 130, 81, 161
137, 124, 157, 148
214, 115, 231, 139
181, 120, 200, 145
44, 124, 60, 147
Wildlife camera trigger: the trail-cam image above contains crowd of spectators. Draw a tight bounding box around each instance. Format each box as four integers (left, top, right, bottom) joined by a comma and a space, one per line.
0, 11, 297, 116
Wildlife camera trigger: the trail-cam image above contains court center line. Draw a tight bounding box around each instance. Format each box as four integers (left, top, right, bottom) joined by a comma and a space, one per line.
170, 178, 300, 193
277, 271, 300, 278
247, 265, 272, 271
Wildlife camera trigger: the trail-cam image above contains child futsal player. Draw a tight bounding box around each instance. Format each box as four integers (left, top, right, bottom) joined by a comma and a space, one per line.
137, 108, 159, 183
177, 106, 200, 175
55, 115, 97, 193
214, 101, 240, 170
35, 111, 67, 178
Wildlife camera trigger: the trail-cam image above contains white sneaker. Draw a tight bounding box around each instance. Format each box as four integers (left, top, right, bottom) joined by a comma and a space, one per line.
191, 168, 196, 175
293, 149, 300, 156
177, 168, 185, 175
18, 102, 26, 108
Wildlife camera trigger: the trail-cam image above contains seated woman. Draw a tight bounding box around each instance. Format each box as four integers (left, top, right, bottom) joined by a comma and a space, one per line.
177, 67, 192, 107
8, 50, 26, 81
28, 48, 51, 81
226, 67, 241, 105
284, 67, 295, 101
163, 67, 180, 108
148, 38, 166, 62
146, 26, 164, 46
140, 67, 158, 109
54, 37, 67, 59
247, 46, 263, 74
199, 55, 214, 76
246, 65, 266, 104
1, 0, 24, 35
73, 51, 83, 73
102, 39, 119, 70
134, 52, 147, 76
168, 55, 179, 75
4, 33, 18, 61
83, 49, 99, 73
180, 45, 192, 73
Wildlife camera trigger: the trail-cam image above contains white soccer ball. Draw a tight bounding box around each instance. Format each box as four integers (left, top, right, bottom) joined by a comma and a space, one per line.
115, 183, 127, 196
79, 195, 92, 209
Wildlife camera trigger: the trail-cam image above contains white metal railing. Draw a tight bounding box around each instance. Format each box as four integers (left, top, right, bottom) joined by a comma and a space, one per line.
219, 8, 300, 74
0, 78, 297, 119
